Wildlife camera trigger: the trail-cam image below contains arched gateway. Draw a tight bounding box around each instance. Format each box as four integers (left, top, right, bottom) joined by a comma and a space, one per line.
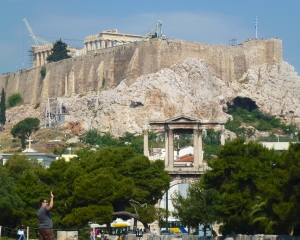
143, 114, 225, 175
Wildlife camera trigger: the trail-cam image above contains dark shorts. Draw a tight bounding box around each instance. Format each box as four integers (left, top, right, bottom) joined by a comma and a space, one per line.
39, 228, 54, 240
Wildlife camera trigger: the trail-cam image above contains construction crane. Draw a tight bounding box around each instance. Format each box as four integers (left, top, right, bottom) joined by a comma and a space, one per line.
141, 20, 164, 41
23, 18, 51, 46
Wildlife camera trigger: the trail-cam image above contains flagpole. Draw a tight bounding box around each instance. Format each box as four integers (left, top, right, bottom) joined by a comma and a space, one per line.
255, 16, 258, 39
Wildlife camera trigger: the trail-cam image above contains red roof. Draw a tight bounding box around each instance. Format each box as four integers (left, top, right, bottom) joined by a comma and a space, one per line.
177, 154, 207, 163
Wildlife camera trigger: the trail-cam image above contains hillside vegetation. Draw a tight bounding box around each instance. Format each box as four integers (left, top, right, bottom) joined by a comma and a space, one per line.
225, 107, 297, 141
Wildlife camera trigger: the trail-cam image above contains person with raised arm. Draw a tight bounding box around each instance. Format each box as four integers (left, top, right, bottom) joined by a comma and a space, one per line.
37, 191, 54, 240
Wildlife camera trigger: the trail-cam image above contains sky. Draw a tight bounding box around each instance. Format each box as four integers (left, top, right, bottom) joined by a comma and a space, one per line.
0, 0, 299, 75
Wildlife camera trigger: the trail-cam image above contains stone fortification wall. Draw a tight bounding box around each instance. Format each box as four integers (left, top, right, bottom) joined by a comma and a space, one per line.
0, 38, 282, 105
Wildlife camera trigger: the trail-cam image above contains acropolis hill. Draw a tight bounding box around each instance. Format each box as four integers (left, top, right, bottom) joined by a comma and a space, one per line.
1, 36, 300, 136
0, 38, 283, 104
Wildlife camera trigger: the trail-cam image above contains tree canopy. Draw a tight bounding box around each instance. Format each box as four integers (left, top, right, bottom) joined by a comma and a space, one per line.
46, 39, 71, 63
11, 118, 40, 148
200, 138, 300, 235
172, 183, 219, 234
1, 147, 171, 232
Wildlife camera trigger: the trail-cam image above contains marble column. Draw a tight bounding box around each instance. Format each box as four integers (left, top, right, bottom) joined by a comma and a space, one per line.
165, 130, 169, 167
72, 69, 75, 93
143, 130, 148, 157
84, 43, 87, 53
44, 52, 48, 64
36, 53, 40, 67
65, 73, 68, 96
168, 129, 174, 168
221, 126, 225, 145
193, 129, 199, 168
198, 129, 203, 167
193, 129, 203, 168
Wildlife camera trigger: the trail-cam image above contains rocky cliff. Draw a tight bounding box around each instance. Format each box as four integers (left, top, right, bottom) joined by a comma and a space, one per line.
2, 37, 300, 136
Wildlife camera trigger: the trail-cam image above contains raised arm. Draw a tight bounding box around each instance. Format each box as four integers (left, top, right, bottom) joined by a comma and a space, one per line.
47, 191, 54, 211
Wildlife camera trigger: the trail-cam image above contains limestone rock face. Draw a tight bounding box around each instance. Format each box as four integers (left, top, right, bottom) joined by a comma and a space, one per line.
5, 58, 300, 137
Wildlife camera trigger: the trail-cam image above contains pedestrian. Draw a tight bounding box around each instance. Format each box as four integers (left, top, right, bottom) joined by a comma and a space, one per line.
37, 191, 54, 240
90, 229, 94, 240
153, 229, 157, 235
18, 224, 26, 240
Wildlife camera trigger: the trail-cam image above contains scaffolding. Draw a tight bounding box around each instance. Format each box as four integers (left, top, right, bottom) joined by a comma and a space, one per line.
44, 97, 68, 128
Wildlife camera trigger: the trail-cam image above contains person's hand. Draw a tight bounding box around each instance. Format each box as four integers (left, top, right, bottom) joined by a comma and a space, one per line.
50, 191, 54, 198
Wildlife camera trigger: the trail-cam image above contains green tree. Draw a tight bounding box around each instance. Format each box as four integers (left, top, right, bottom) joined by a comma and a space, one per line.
3, 155, 50, 233
8, 93, 22, 107
46, 39, 71, 63
55, 147, 170, 229
0, 88, 6, 126
11, 118, 40, 148
172, 182, 219, 234
267, 142, 300, 234
201, 138, 280, 235
0, 166, 24, 228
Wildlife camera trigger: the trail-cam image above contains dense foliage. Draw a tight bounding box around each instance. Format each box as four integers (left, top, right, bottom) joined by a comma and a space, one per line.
7, 93, 22, 108
82, 131, 144, 154
11, 118, 40, 148
172, 183, 219, 235
199, 138, 300, 235
46, 40, 71, 63
0, 147, 171, 232
225, 108, 296, 137
82, 130, 221, 160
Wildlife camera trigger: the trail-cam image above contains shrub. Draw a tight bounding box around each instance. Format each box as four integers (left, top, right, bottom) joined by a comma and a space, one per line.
40, 66, 46, 77
34, 103, 40, 109
225, 118, 241, 132
102, 76, 106, 87
8, 93, 22, 107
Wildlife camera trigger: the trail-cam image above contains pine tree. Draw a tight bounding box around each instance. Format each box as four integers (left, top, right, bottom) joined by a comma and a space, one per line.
0, 88, 6, 126
46, 39, 71, 63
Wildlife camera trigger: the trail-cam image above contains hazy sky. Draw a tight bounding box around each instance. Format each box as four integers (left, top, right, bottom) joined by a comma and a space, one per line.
1, 0, 299, 75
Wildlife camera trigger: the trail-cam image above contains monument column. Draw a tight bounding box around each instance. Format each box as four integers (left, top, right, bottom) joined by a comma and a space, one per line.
193, 129, 199, 168
65, 73, 68, 96
84, 43, 87, 53
143, 130, 148, 157
165, 130, 169, 167
44, 52, 48, 64
198, 129, 203, 167
168, 129, 174, 168
221, 126, 225, 145
72, 69, 75, 93
36, 53, 40, 67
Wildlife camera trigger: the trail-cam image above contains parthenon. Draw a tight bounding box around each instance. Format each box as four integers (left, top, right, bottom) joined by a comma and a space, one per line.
31, 29, 143, 67
84, 29, 143, 53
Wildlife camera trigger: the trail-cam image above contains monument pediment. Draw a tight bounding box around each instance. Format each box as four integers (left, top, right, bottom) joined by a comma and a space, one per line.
165, 114, 202, 123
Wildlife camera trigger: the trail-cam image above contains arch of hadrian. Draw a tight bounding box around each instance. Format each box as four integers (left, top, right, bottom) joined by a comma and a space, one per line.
143, 114, 225, 177
31, 29, 143, 67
